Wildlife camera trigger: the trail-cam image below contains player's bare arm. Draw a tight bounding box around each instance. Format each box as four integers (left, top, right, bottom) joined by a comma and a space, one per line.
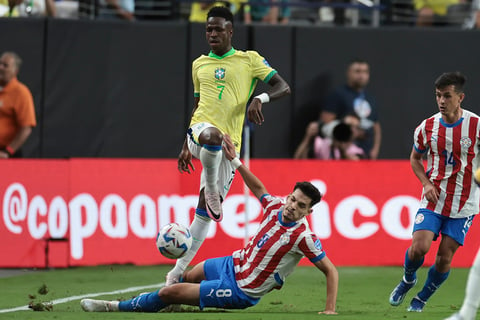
410, 147, 438, 204
247, 73, 291, 125
178, 97, 200, 174
222, 134, 268, 198
314, 256, 338, 315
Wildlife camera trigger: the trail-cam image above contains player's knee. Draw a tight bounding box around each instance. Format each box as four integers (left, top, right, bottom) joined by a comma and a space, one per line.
159, 286, 179, 302
435, 253, 453, 269
198, 127, 223, 146
183, 265, 205, 283
182, 270, 197, 283
410, 243, 429, 258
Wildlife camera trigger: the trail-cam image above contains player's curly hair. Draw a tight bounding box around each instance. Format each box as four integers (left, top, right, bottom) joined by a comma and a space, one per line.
293, 182, 322, 207
435, 72, 466, 93
207, 6, 234, 26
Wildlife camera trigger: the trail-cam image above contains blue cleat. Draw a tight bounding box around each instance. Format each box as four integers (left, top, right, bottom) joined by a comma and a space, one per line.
389, 277, 417, 306
407, 296, 426, 312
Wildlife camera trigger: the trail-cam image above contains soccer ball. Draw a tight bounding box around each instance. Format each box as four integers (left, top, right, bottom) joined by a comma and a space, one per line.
156, 223, 192, 259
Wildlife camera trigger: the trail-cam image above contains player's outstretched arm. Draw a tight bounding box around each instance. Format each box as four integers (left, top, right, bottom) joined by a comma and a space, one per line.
313, 256, 338, 315
247, 73, 290, 125
222, 135, 268, 199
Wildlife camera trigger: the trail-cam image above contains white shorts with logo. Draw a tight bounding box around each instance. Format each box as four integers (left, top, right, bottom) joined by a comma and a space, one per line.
187, 122, 238, 200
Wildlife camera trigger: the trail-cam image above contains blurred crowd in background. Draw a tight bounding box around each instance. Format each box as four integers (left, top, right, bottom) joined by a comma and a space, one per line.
0, 0, 479, 28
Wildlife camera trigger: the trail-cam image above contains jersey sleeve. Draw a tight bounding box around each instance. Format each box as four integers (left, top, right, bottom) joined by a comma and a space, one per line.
298, 232, 326, 263
413, 119, 427, 153
247, 50, 277, 83
192, 58, 200, 97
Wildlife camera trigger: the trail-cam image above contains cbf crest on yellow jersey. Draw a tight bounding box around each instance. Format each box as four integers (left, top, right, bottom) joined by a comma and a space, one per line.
191, 48, 277, 152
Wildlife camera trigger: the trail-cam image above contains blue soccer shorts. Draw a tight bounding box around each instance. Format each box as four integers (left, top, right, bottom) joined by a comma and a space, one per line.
412, 208, 475, 245
199, 256, 260, 310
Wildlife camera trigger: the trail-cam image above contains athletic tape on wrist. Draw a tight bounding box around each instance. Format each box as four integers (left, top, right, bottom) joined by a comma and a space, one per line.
231, 158, 242, 170
254, 93, 270, 104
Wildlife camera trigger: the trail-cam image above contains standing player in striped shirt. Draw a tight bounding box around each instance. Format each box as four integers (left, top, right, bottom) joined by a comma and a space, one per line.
389, 72, 480, 312
80, 134, 338, 314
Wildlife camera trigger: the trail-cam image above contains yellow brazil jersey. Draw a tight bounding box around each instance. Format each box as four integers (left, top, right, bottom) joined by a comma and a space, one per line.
191, 48, 277, 153
413, 0, 459, 15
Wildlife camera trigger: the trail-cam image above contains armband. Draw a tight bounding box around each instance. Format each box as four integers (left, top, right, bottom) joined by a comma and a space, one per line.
254, 93, 270, 104
231, 157, 242, 170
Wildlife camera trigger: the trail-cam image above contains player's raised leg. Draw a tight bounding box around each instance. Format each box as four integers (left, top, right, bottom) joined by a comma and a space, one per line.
167, 126, 237, 285
198, 127, 224, 222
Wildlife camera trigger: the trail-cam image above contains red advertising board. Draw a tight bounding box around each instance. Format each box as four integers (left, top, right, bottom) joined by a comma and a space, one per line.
1, 159, 479, 268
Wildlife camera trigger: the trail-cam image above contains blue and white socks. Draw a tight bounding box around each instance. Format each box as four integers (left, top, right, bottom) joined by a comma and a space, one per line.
404, 249, 424, 283
417, 265, 449, 302
118, 290, 166, 312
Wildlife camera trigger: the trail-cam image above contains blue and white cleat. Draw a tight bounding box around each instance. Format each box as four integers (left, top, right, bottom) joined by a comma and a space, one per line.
389, 277, 417, 306
407, 296, 426, 312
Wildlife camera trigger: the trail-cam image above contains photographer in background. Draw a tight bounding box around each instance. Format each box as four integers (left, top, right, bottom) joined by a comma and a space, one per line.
294, 113, 365, 160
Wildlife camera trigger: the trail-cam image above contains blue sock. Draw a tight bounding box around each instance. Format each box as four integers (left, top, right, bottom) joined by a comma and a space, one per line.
417, 265, 449, 302
118, 290, 167, 312
195, 208, 209, 219
404, 249, 424, 282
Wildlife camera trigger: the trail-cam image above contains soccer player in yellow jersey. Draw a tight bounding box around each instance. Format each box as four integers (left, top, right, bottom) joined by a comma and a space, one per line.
167, 6, 290, 286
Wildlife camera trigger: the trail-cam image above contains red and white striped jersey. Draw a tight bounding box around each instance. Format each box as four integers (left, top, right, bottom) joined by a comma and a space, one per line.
413, 109, 480, 218
232, 194, 325, 298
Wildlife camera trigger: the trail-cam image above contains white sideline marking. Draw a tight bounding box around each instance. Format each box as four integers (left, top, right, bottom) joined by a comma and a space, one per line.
0, 282, 165, 314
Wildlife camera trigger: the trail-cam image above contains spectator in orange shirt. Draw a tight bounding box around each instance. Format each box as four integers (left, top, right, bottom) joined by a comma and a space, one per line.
0, 51, 36, 158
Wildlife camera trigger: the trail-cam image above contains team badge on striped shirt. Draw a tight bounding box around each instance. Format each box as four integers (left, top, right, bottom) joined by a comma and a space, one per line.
460, 137, 472, 149
280, 233, 290, 245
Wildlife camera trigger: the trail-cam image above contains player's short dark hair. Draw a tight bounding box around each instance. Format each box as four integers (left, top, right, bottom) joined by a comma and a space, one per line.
293, 182, 322, 207
435, 72, 466, 93
207, 6, 234, 26
333, 122, 353, 142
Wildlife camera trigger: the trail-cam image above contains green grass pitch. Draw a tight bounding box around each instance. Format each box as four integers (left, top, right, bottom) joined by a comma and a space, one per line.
0, 264, 477, 320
